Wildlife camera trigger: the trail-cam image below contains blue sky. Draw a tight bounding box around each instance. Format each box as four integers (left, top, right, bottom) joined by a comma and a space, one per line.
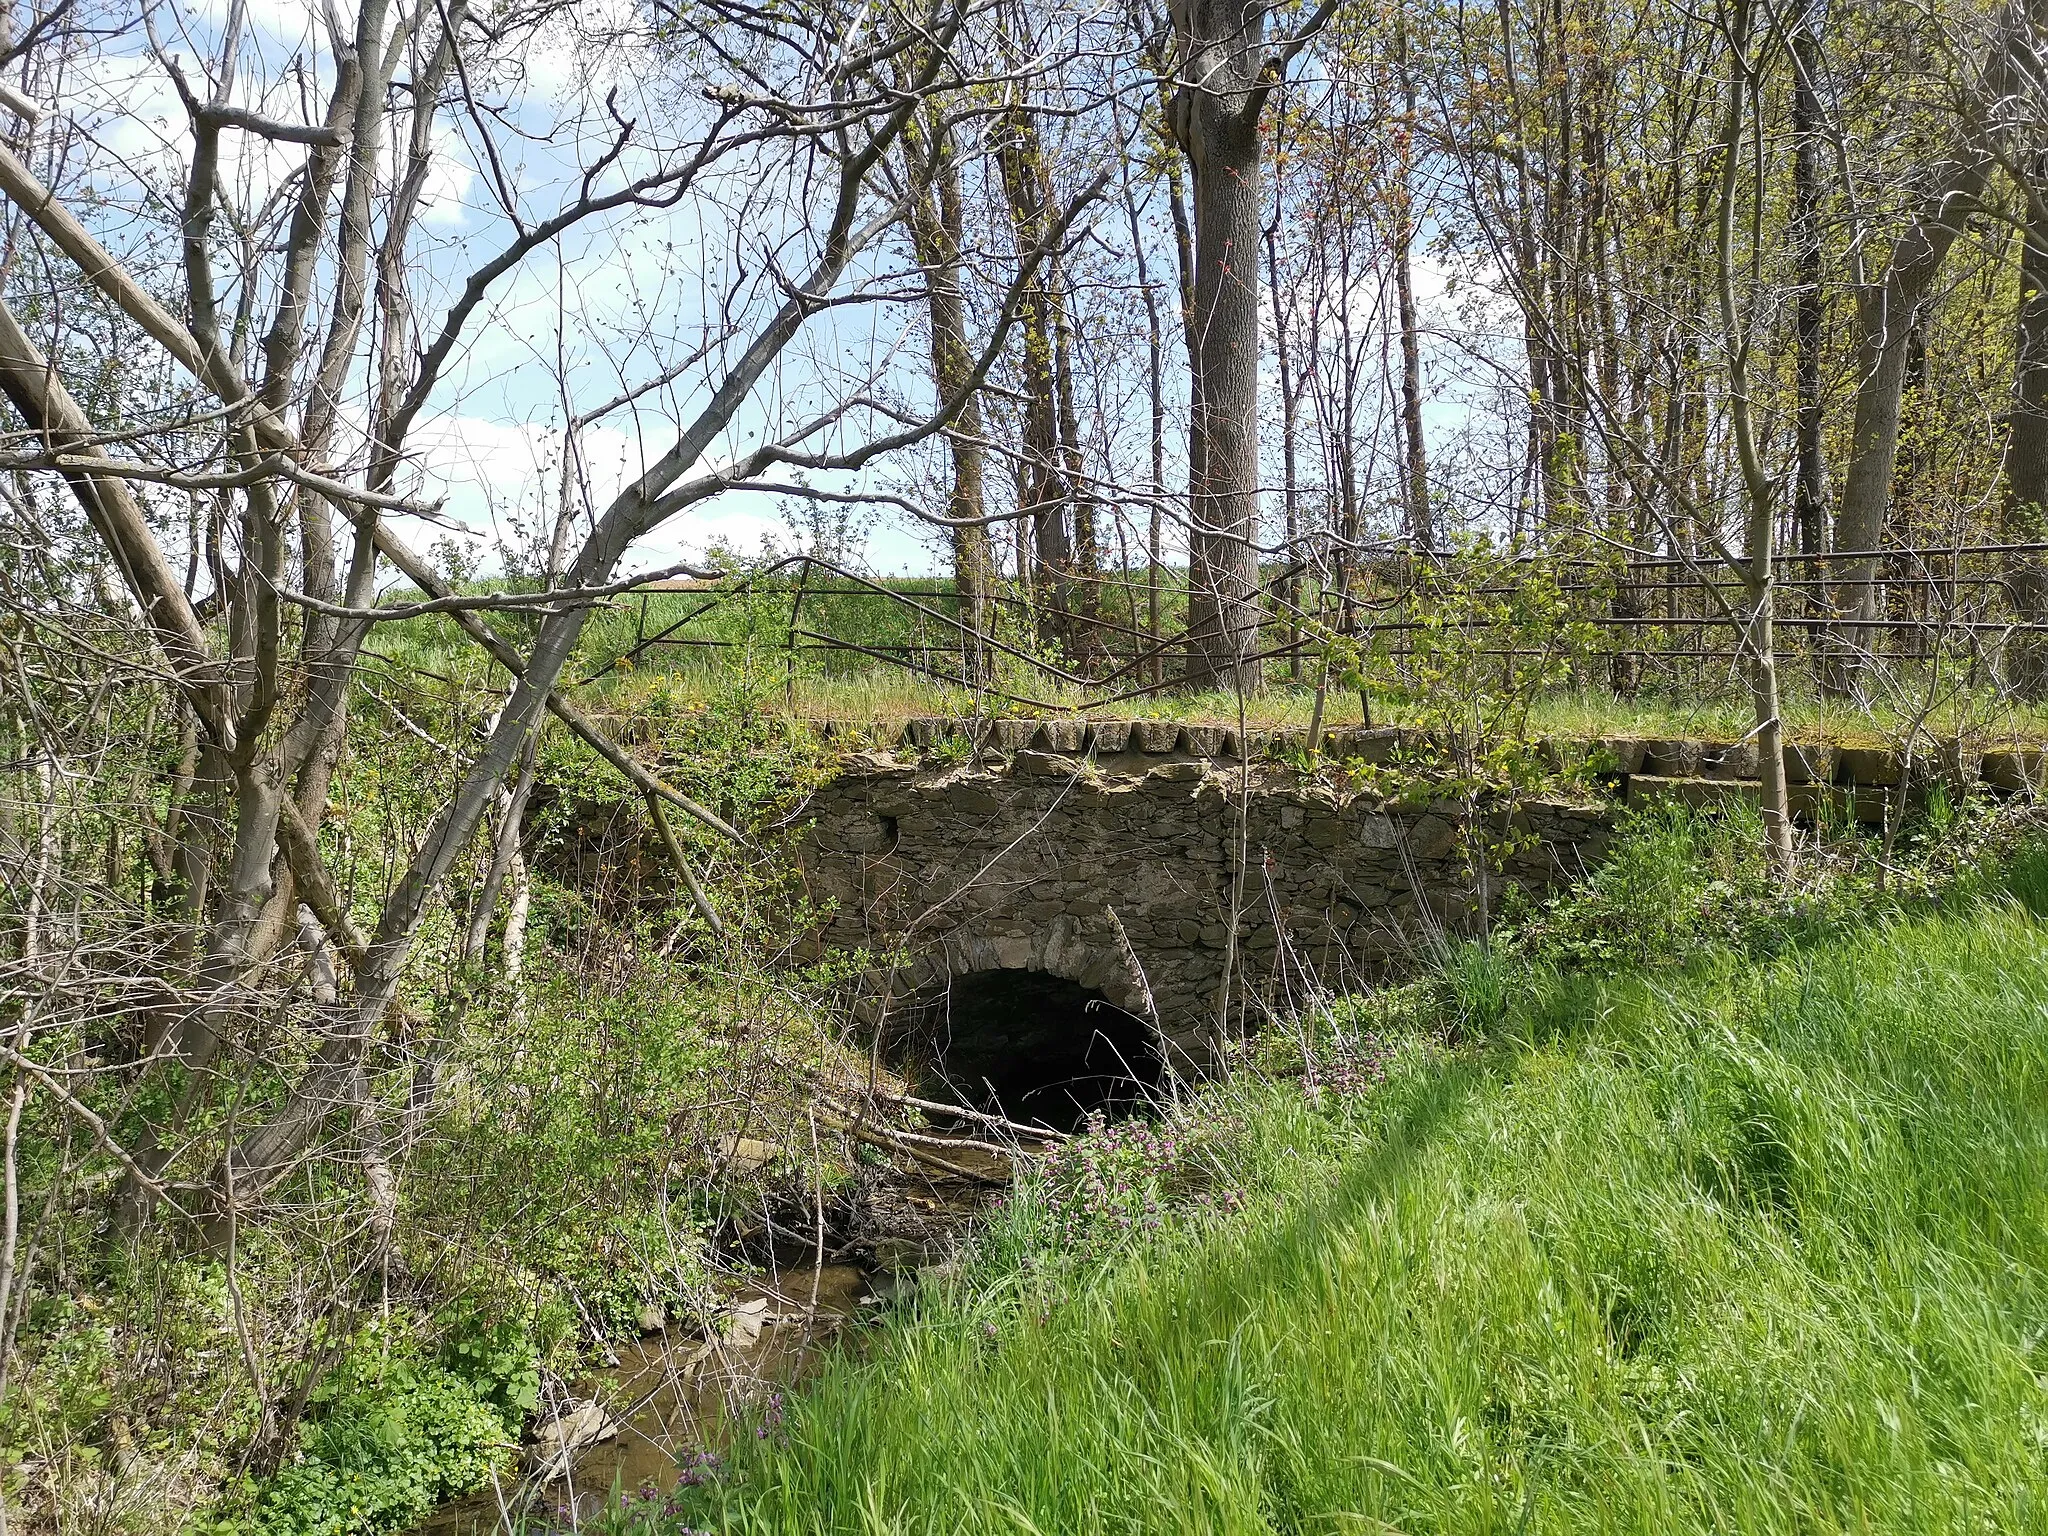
58, 0, 1507, 588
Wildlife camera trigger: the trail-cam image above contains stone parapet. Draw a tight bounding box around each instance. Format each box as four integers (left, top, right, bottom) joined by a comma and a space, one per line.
867, 716, 2046, 800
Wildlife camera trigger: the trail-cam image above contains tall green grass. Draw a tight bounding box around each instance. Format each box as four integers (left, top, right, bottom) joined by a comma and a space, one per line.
674, 857, 2048, 1533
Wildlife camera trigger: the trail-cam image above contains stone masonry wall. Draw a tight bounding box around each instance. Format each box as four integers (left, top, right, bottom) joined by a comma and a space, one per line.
796, 721, 1617, 1064
794, 714, 2048, 1063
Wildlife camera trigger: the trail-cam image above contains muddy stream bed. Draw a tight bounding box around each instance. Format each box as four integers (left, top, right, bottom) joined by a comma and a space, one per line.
413, 1144, 1010, 1533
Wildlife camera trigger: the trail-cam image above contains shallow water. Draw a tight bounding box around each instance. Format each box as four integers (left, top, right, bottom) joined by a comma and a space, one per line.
412, 1264, 874, 1534
410, 1131, 1016, 1533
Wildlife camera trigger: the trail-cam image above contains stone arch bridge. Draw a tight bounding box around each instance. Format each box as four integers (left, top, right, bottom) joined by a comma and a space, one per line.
795, 718, 1624, 1117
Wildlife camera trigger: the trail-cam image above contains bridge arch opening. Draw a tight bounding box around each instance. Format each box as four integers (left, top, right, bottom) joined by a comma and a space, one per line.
902, 969, 1160, 1130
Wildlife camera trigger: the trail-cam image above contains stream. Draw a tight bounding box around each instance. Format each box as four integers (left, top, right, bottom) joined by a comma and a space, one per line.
413, 1144, 1011, 1533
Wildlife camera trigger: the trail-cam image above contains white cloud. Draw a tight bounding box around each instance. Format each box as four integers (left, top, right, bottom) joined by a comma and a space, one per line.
391, 411, 922, 577
417, 122, 479, 229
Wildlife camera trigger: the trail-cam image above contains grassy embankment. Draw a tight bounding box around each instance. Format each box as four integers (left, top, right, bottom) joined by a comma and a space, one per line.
649, 815, 2048, 1534
369, 568, 2048, 746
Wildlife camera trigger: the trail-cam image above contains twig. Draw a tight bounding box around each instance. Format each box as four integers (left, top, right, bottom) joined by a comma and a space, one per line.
645, 791, 725, 936
0, 1047, 190, 1217
814, 1110, 1006, 1183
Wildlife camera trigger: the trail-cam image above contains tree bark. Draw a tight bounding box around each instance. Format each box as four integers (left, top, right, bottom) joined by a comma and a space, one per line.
1052, 279, 1102, 662
2004, 154, 2048, 695
1393, 201, 1433, 551
1715, 0, 1793, 870
1266, 218, 1303, 677
904, 115, 995, 685
997, 96, 1073, 653
1170, 0, 1270, 692
1393, 14, 1433, 552
1792, 9, 1827, 577
1128, 157, 1170, 684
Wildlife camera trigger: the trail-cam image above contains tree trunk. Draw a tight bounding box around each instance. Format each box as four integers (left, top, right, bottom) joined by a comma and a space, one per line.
998, 97, 1072, 653
905, 116, 994, 685
1393, 221, 1432, 552
1130, 161, 1170, 685
1166, 148, 1198, 679
1832, 1, 2044, 685
1792, 11, 1827, 580
2004, 154, 2048, 696
1170, 0, 1269, 693
1266, 209, 1303, 678
1384, 6, 1433, 554
1052, 288, 1101, 663
1717, 0, 1793, 870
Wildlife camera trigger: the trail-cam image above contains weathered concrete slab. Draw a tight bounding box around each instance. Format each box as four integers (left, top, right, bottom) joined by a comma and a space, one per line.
1985, 748, 2048, 794
882, 720, 2037, 808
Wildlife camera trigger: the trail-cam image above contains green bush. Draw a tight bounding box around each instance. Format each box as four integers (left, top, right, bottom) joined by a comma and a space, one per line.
243, 1364, 512, 1536
1434, 932, 1545, 1038
437, 1306, 542, 1421
1508, 801, 1861, 968
207, 1314, 536, 1536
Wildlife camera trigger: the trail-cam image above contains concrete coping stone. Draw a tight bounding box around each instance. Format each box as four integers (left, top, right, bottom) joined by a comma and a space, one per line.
885, 719, 2045, 798
1088, 719, 1133, 754
989, 718, 1039, 752
1921, 741, 1984, 785
1984, 747, 2048, 792
1696, 740, 1761, 780
1832, 746, 1901, 786
1593, 736, 1647, 774
899, 715, 953, 749
1639, 738, 1703, 777
1627, 774, 1760, 809
1252, 726, 1320, 758
1031, 718, 1088, 754
1130, 719, 1181, 753
1320, 726, 1407, 762
1783, 742, 1836, 783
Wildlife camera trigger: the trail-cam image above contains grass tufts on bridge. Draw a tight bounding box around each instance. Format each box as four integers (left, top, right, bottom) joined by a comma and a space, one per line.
668, 838, 2048, 1534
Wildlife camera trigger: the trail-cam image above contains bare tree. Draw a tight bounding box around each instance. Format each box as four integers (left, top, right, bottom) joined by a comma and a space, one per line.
0, 0, 1104, 1236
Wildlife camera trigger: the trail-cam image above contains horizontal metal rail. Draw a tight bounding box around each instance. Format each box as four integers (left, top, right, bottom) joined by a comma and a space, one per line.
576, 547, 2048, 712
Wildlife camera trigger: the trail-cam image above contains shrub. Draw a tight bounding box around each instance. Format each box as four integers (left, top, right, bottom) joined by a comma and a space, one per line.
248, 1369, 508, 1536
209, 1314, 536, 1536
1508, 802, 1859, 969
